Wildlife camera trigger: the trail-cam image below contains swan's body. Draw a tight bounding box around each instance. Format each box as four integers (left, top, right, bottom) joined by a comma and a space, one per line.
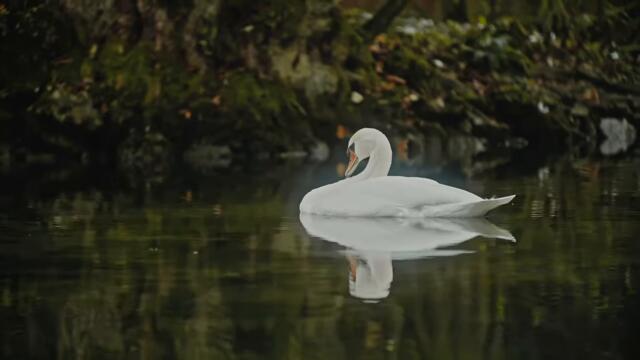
300, 128, 514, 217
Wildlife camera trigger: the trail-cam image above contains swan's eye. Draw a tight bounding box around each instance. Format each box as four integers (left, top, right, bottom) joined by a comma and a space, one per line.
347, 143, 355, 156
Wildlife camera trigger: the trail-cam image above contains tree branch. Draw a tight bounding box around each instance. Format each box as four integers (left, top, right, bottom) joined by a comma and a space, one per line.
363, 0, 409, 39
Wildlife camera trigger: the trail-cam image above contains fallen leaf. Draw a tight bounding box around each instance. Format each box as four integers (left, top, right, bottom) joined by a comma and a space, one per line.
385, 74, 406, 85
369, 43, 382, 54
397, 139, 409, 160
89, 44, 98, 59
581, 87, 600, 104
336, 124, 350, 139
115, 73, 125, 90
401, 94, 419, 109
472, 79, 486, 96
380, 82, 396, 91
350, 91, 364, 104
431, 96, 446, 109
374, 34, 387, 44
179, 109, 192, 119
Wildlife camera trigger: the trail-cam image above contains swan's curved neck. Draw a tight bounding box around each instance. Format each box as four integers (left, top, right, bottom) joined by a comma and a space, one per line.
351, 134, 392, 181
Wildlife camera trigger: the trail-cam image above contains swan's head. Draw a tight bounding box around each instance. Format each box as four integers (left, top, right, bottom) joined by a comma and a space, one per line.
345, 128, 386, 177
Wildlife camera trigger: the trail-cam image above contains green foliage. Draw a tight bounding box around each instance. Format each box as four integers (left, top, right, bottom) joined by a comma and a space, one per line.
220, 72, 308, 147
211, 0, 309, 65
0, 2, 75, 94
1, 0, 639, 163
222, 73, 305, 121
34, 84, 101, 128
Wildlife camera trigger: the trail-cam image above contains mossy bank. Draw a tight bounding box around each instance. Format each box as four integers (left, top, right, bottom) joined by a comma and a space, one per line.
1, 0, 639, 171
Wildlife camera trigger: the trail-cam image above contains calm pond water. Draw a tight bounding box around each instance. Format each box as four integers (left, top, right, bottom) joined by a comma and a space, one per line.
1, 149, 640, 360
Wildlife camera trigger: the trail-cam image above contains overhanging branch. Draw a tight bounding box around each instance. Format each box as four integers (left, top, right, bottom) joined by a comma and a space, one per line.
363, 0, 409, 39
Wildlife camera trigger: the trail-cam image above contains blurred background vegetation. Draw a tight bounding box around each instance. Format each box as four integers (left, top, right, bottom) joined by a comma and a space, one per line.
0, 0, 639, 171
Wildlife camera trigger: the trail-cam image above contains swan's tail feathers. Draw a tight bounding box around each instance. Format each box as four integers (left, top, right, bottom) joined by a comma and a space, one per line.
420, 195, 516, 218
487, 194, 516, 210
461, 195, 516, 217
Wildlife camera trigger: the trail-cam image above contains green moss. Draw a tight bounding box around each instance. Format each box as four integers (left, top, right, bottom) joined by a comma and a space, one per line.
222, 72, 304, 121
219, 72, 309, 148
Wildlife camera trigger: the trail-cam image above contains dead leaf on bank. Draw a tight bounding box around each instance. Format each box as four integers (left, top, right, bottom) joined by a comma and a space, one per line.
179, 109, 192, 119
337, 124, 351, 139
89, 44, 98, 59
212, 95, 221, 106
581, 87, 600, 104
397, 139, 409, 160
401, 93, 419, 109
115, 73, 125, 90
375, 61, 384, 74
380, 81, 395, 92
385, 74, 406, 85
472, 79, 486, 96
53, 57, 73, 65
430, 96, 446, 110
370, 34, 390, 54
351, 91, 364, 104
403, 118, 416, 127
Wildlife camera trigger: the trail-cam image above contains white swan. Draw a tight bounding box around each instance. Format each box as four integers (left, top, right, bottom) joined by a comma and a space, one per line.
299, 128, 515, 217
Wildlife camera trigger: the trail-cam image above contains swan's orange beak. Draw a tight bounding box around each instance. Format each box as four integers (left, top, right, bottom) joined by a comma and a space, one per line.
345, 149, 360, 177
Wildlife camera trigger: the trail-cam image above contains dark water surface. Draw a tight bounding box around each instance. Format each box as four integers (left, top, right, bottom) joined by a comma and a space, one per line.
1, 153, 640, 360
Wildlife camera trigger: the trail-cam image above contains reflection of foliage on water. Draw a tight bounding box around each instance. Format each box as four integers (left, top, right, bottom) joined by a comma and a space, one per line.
1, 157, 639, 359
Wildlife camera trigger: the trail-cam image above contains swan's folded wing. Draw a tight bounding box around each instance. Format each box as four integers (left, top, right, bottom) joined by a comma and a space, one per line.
300, 176, 513, 217
418, 195, 516, 217
351, 176, 483, 214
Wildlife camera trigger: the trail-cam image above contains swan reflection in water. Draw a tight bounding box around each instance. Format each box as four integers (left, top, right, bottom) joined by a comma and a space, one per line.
300, 214, 515, 301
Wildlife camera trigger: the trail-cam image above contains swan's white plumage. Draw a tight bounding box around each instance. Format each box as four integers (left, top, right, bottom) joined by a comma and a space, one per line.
299, 128, 515, 217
